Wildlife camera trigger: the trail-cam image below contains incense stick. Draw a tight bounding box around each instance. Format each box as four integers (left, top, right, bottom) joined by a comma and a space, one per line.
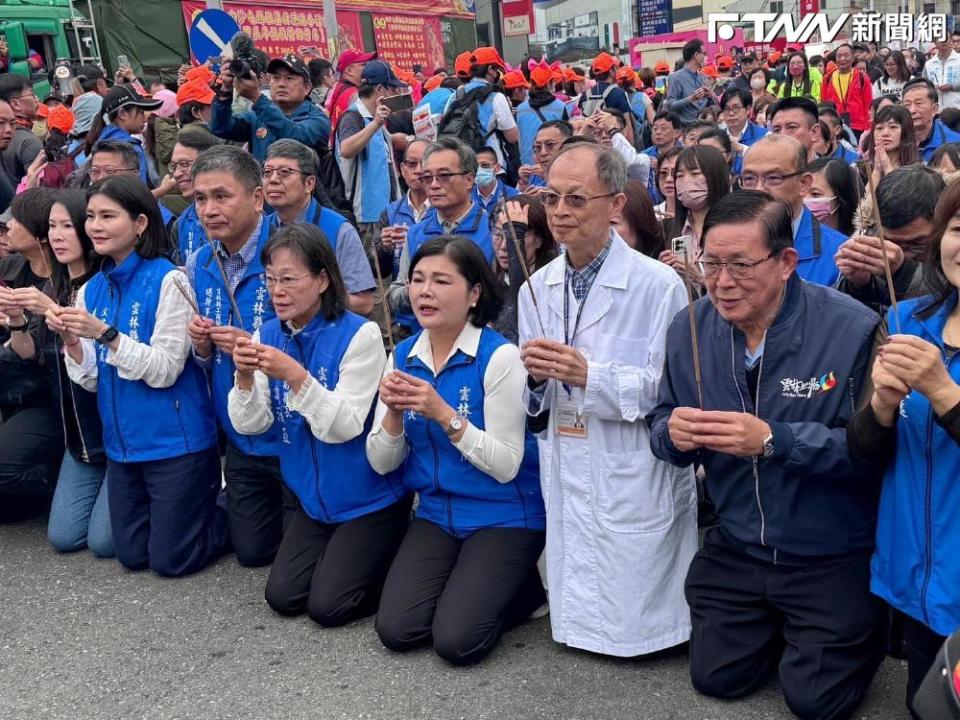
172, 276, 200, 316
861, 159, 900, 333
500, 200, 546, 338
372, 241, 396, 357
205, 239, 245, 329
677, 237, 704, 409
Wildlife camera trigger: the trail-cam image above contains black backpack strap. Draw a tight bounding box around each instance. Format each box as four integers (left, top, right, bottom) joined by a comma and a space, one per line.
533, 105, 547, 124
810, 215, 822, 256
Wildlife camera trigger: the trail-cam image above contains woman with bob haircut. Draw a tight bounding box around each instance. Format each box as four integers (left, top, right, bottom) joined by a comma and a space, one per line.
368, 236, 545, 666
228, 224, 410, 627
49, 174, 226, 577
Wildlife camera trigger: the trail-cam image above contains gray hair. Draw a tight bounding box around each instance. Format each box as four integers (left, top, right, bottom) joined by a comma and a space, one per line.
265, 139, 319, 178
190, 144, 262, 193
423, 137, 478, 175
403, 137, 430, 160
553, 143, 627, 194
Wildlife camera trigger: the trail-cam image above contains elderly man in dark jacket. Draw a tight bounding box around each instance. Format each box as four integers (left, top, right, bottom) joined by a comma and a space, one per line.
647, 191, 885, 720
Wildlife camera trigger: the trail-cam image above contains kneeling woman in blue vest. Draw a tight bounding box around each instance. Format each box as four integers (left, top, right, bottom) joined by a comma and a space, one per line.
227, 224, 411, 626
367, 236, 545, 666
52, 175, 227, 577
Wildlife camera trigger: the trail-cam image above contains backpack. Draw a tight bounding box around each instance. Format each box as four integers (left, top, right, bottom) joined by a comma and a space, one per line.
436, 84, 498, 152
580, 84, 616, 118
41, 144, 83, 189
316, 142, 356, 225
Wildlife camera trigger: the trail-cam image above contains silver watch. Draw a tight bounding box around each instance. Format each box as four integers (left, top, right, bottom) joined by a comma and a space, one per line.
761, 432, 775, 458
444, 414, 464, 437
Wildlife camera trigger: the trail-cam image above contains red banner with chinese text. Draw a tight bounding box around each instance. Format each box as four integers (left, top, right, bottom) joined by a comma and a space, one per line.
338, 0, 473, 17
181, 1, 365, 61
799, 0, 819, 16
371, 15, 446, 74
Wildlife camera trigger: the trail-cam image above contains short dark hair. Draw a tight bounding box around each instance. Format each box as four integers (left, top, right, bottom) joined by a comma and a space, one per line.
768, 96, 818, 126
91, 140, 140, 171
876, 165, 945, 230
698, 127, 732, 154
652, 110, 682, 129
175, 129, 220, 154
719, 87, 752, 110
940, 107, 960, 132
86, 175, 171, 260
931, 141, 960, 171
10, 187, 57, 240
683, 119, 717, 138
682, 40, 704, 63
537, 119, 573, 138
177, 101, 210, 126
408, 236, 503, 327
702, 190, 794, 255
261, 224, 348, 321
902, 78, 939, 104
308, 58, 333, 88
0, 73, 32, 103
475, 146, 498, 162
191, 144, 262, 193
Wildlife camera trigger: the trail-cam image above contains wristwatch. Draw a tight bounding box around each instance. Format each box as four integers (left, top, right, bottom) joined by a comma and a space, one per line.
443, 414, 465, 437
96, 326, 120, 345
761, 432, 775, 458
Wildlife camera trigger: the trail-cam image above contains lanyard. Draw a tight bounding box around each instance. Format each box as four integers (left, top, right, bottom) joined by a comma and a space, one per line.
561, 268, 597, 397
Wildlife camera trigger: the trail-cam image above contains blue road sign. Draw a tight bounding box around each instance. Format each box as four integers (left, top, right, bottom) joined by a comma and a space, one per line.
188, 9, 240, 64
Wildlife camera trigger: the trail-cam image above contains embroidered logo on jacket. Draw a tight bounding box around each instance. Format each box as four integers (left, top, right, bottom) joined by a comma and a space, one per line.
780, 372, 838, 399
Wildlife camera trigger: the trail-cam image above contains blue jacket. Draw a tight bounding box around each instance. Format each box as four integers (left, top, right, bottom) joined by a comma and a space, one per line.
871, 294, 960, 637
395, 202, 493, 331
175, 203, 207, 264
919, 119, 960, 163
830, 143, 859, 164
647, 274, 881, 560
795, 208, 845, 287
259, 311, 405, 522
417, 87, 453, 116
83, 253, 217, 463
516, 97, 568, 165
471, 179, 519, 214
191, 220, 277, 457
395, 327, 545, 537
731, 123, 768, 176
210, 95, 331, 162
643, 145, 665, 204
98, 124, 151, 184
266, 197, 347, 250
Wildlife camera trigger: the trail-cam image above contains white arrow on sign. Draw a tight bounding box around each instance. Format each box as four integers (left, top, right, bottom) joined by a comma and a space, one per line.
195, 17, 235, 58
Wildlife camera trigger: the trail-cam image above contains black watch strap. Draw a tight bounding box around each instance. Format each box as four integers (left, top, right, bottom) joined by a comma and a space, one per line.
96, 326, 120, 345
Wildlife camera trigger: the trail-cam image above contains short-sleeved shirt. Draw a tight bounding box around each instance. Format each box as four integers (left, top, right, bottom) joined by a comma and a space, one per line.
0, 127, 42, 189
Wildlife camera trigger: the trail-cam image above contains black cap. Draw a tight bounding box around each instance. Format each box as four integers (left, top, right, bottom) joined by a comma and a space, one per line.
741, 52, 757, 62
101, 84, 163, 117
361, 60, 406, 88
267, 53, 310, 82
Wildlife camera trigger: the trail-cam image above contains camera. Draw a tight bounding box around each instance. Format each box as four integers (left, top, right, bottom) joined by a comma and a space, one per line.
227, 32, 268, 80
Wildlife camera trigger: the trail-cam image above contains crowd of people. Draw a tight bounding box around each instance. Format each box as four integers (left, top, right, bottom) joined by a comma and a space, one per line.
1, 33, 960, 720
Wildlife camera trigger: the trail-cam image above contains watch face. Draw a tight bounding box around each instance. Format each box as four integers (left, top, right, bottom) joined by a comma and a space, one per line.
450, 415, 464, 430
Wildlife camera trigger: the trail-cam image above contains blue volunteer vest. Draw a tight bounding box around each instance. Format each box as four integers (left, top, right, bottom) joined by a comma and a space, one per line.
794, 208, 845, 287
336, 100, 396, 222
266, 197, 346, 251
395, 327, 545, 538
517, 98, 567, 165
177, 203, 208, 264
258, 312, 405, 522
83, 252, 217, 463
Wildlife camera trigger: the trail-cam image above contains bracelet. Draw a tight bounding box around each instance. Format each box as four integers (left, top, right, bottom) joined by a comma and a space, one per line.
8, 318, 27, 331
65, 338, 80, 348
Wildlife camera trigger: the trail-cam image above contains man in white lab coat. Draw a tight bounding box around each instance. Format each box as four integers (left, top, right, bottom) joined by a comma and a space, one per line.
518, 144, 697, 657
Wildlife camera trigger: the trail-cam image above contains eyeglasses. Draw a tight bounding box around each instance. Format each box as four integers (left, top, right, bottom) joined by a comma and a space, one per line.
739, 171, 803, 189
401, 160, 421, 169
699, 252, 776, 280
262, 167, 309, 180
168, 160, 195, 173
419, 171, 468, 185
723, 104, 745, 114
265, 273, 312, 288
533, 140, 560, 153
13, 92, 36, 101
541, 191, 617, 209
89, 166, 137, 179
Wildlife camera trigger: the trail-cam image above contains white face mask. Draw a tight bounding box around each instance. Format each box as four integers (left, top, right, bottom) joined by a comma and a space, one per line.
751, 77, 766, 91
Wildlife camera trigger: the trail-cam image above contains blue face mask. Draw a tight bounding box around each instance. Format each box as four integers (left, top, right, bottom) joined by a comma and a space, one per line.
475, 166, 497, 188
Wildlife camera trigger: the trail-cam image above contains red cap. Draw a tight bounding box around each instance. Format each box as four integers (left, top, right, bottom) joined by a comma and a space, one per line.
47, 105, 75, 134
592, 52, 618, 74
503, 70, 530, 89
455, 51, 473, 78
472, 46, 506, 70
337, 48, 376, 73
654, 60, 671, 74
768, 50, 782, 64
37, 103, 50, 119
184, 65, 215, 85
176, 79, 216, 106
717, 55, 733, 70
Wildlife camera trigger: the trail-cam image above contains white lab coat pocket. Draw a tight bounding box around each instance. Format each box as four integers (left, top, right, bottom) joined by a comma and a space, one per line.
596, 450, 675, 534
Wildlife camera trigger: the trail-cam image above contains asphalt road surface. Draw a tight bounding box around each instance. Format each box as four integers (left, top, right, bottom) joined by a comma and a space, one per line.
1, 517, 907, 720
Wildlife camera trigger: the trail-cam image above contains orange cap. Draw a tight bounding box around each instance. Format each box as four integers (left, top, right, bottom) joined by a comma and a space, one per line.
702, 65, 718, 78
592, 51, 618, 74
176, 79, 216, 106
37, 103, 50, 119
424, 74, 444, 92
768, 50, 782, 64
503, 70, 530, 89
654, 60, 671, 74
47, 105, 75, 134
184, 65, 215, 85
717, 55, 733, 70
562, 67, 582, 83
530, 66, 553, 87
615, 66, 636, 85
472, 46, 506, 70
455, 51, 473, 78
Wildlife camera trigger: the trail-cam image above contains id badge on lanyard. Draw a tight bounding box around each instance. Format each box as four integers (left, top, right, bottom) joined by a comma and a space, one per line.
557, 273, 588, 438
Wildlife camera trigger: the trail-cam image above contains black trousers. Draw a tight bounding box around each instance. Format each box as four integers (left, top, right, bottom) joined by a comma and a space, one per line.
375, 518, 546, 666
0, 404, 63, 519
264, 496, 412, 627
685, 528, 886, 720
223, 443, 297, 567
902, 613, 948, 719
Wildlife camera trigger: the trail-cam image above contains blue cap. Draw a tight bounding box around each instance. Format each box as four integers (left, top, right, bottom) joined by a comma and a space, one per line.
361, 60, 406, 88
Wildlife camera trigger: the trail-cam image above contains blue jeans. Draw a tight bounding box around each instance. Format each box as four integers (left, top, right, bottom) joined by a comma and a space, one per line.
47, 450, 114, 558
